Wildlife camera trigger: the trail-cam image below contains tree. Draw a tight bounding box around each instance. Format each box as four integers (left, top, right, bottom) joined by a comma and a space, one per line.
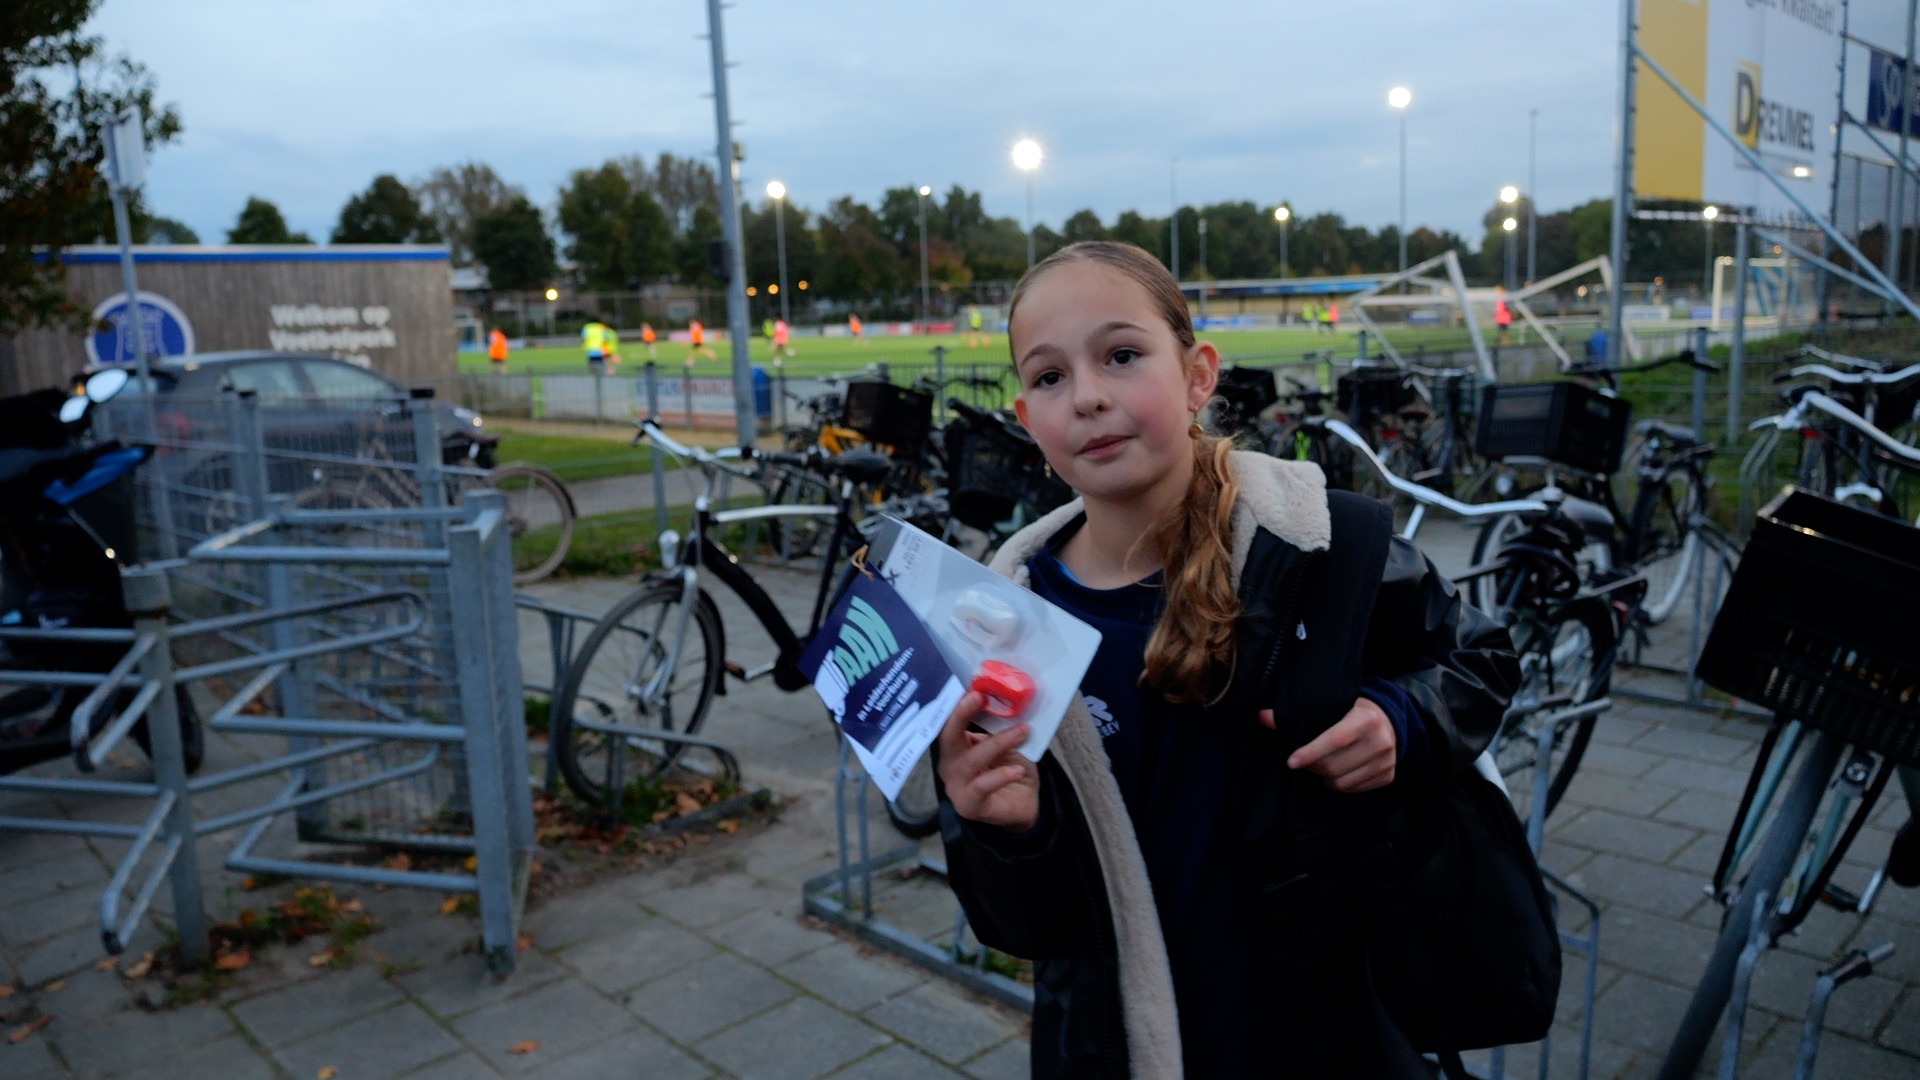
144, 215, 197, 244
414, 162, 518, 265
556, 162, 672, 290
2, 0, 182, 333
472, 196, 555, 293
625, 151, 717, 234
227, 197, 312, 244
1062, 209, 1108, 244
818, 196, 909, 303
673, 204, 724, 286
332, 174, 438, 243
1109, 210, 1164, 262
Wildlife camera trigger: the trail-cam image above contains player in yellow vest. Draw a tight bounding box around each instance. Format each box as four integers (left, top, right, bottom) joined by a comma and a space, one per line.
581, 320, 608, 371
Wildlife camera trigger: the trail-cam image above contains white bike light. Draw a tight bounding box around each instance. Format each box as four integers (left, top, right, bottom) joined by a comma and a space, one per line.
658, 529, 682, 569
952, 588, 1021, 650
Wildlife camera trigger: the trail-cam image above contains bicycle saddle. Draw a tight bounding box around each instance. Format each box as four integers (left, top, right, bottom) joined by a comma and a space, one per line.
1635, 419, 1701, 447
832, 450, 894, 485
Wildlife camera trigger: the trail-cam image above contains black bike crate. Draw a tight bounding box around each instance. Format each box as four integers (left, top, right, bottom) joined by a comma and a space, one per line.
1335, 367, 1416, 418
943, 420, 1046, 531
1695, 489, 1920, 768
842, 381, 932, 450
1217, 366, 1280, 416
1474, 381, 1631, 474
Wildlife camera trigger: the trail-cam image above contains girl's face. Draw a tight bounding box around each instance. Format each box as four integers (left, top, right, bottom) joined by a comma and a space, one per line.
1011, 261, 1218, 514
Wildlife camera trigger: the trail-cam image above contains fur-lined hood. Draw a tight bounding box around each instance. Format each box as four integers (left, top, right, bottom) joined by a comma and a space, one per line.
984, 451, 1331, 1079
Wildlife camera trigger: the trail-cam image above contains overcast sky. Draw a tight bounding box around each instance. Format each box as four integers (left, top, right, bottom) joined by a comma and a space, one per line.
77, 1, 1905, 250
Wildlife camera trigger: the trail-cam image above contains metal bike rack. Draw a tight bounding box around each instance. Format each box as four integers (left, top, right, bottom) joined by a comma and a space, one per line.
801, 740, 1033, 1014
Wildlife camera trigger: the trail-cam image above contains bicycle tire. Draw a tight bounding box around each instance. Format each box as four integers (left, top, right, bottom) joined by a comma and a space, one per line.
488, 463, 576, 584
551, 582, 724, 809
1492, 600, 1613, 819
886, 754, 941, 838
768, 468, 836, 561
1468, 511, 1531, 617
1626, 464, 1705, 625
130, 684, 206, 776
1655, 730, 1844, 1080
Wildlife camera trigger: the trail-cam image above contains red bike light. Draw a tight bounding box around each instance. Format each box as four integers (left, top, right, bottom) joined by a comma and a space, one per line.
970, 661, 1035, 719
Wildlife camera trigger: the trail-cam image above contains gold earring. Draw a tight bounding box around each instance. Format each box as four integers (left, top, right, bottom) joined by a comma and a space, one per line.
1189, 421, 1203, 440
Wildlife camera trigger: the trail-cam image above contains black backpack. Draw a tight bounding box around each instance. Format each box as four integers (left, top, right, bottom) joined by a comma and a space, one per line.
1243, 492, 1561, 1073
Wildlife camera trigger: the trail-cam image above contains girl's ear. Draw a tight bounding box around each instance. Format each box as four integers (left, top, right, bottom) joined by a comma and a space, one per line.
1013, 395, 1031, 431
1185, 340, 1221, 414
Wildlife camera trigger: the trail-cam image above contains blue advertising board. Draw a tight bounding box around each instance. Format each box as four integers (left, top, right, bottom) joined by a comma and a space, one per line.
1866, 47, 1919, 139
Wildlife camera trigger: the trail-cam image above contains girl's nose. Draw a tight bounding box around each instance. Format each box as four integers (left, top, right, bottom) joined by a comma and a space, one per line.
1070, 375, 1109, 415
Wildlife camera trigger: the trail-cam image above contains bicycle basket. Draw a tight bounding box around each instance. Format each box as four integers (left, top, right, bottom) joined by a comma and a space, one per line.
1215, 366, 1280, 428
1474, 381, 1631, 475
1336, 367, 1417, 418
1695, 488, 1920, 767
843, 381, 933, 450
1874, 371, 1920, 433
943, 419, 1046, 531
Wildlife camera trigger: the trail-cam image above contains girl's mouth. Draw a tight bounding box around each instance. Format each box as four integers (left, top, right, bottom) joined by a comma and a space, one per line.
1079, 435, 1129, 459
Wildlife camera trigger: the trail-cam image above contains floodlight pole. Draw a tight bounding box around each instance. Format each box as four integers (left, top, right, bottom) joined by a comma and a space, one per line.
1397, 108, 1409, 276
705, 0, 756, 448
1528, 108, 1539, 283
1897, 0, 1919, 309
105, 108, 178, 560
773, 195, 790, 325
916, 188, 931, 329
1819, 0, 1854, 336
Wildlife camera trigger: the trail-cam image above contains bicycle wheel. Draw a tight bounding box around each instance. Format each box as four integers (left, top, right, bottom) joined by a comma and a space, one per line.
1626, 465, 1705, 625
1468, 511, 1531, 616
1492, 601, 1613, 819
886, 754, 941, 838
768, 467, 837, 561
1655, 730, 1844, 1080
551, 582, 724, 809
488, 464, 575, 584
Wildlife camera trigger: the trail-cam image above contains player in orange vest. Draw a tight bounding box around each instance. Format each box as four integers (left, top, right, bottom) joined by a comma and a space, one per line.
772, 318, 793, 365
641, 322, 658, 359
1493, 287, 1514, 346
849, 313, 864, 346
487, 327, 509, 368
687, 319, 716, 364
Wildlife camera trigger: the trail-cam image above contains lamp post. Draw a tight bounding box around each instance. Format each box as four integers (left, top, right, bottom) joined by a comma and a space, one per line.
1500, 185, 1520, 291
1013, 138, 1043, 270
1273, 204, 1291, 278
1388, 86, 1412, 276
1527, 108, 1539, 283
1702, 204, 1720, 309
916, 185, 932, 330
1502, 216, 1519, 292
766, 180, 791, 325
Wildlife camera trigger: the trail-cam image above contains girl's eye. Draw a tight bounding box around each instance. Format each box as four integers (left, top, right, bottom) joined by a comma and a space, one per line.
1032, 371, 1062, 389
1110, 348, 1140, 365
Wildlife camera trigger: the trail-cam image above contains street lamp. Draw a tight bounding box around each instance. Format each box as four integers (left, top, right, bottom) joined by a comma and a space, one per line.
1273, 205, 1291, 278
1502, 216, 1519, 292
1500, 186, 1521, 291
916, 185, 932, 331
1012, 138, 1043, 270
1388, 86, 1412, 276
1702, 204, 1720, 307
766, 180, 790, 325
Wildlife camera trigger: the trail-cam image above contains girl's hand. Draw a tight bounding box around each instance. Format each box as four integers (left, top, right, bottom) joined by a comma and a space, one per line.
1261, 697, 1398, 793
937, 691, 1041, 831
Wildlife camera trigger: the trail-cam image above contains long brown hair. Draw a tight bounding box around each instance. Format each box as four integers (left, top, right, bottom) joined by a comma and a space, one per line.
1008, 241, 1240, 705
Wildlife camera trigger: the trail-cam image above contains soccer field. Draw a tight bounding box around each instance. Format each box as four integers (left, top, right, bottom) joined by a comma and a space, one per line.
459, 323, 1490, 381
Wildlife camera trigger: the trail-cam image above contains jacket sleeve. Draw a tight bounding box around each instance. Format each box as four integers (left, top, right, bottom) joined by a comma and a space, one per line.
935, 754, 1095, 960
1361, 537, 1519, 773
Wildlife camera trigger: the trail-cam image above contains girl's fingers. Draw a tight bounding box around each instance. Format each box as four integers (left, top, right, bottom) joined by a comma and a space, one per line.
937, 692, 987, 755
965, 762, 1030, 802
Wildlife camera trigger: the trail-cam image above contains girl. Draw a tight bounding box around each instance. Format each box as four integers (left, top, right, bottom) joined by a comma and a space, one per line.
935, 241, 1518, 1078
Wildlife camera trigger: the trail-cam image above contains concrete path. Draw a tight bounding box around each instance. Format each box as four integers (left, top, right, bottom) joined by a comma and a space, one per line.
1, 522, 1917, 1079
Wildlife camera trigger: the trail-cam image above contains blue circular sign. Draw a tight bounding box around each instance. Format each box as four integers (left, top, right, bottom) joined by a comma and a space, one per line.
86, 291, 195, 366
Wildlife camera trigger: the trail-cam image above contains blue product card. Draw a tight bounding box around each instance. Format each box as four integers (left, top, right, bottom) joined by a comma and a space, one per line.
799, 570, 966, 801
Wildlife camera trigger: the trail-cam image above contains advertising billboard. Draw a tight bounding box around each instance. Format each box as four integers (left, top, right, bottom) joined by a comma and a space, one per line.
1636, 0, 1842, 219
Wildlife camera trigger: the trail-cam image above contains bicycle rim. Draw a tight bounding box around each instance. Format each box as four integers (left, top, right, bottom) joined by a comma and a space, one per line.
1494, 602, 1612, 818
1629, 467, 1705, 625
1655, 731, 1844, 1080
491, 465, 574, 584
552, 583, 723, 809
1468, 512, 1529, 617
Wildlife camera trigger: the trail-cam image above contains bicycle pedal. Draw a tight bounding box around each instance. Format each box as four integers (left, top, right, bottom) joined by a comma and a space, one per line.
724, 661, 747, 680
1819, 883, 1861, 912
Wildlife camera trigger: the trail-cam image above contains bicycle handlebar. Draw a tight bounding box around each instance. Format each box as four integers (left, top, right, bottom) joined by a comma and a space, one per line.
1775, 362, 1920, 386
1772, 391, 1920, 466
1789, 344, 1888, 372
1317, 418, 1552, 519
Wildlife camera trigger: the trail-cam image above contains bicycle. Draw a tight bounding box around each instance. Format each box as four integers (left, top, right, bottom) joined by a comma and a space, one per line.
1318, 417, 1644, 821
769, 378, 936, 559
1745, 353, 1920, 522
1467, 349, 1725, 627
1653, 487, 1920, 1080
549, 419, 948, 835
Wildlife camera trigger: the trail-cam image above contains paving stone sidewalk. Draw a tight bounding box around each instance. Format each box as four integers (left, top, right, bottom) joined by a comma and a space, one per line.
1, 523, 1917, 1079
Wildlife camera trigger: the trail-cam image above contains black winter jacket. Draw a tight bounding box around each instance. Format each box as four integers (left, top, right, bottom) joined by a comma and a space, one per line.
938, 453, 1518, 1079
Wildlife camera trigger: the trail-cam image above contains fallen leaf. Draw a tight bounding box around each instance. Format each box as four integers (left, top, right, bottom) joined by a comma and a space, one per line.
214, 951, 252, 972
95, 957, 120, 972
507, 1039, 542, 1055
318, 1066, 340, 1079
463, 855, 478, 871
439, 896, 461, 916
307, 950, 337, 968
716, 819, 742, 834
43, 980, 66, 993
384, 852, 413, 872
240, 876, 261, 891
339, 899, 364, 914
122, 953, 155, 979
0, 986, 14, 1000
673, 792, 702, 816
8, 1015, 53, 1043
516, 932, 535, 952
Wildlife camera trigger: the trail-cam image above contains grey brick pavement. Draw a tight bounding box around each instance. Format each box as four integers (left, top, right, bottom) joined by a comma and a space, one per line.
0, 523, 1915, 1079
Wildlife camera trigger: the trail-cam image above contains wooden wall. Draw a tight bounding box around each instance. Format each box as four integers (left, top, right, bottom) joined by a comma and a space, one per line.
1, 246, 457, 398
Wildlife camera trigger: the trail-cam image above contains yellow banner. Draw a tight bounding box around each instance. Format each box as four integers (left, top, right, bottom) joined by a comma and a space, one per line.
1637, 0, 1710, 201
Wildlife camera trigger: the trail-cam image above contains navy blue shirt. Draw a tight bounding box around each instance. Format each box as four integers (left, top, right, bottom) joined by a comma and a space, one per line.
1025, 530, 1427, 1076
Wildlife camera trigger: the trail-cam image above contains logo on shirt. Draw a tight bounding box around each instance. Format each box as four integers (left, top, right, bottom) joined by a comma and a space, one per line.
1085, 694, 1119, 739
1296, 621, 1307, 640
